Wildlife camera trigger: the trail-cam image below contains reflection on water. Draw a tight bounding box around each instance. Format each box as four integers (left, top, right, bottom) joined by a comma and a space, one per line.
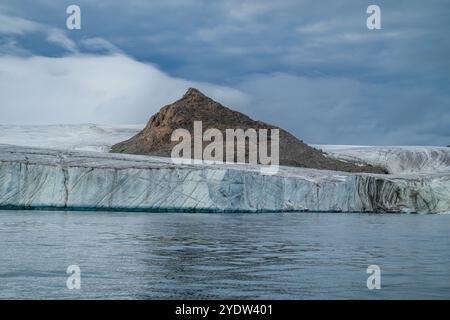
0, 210, 449, 299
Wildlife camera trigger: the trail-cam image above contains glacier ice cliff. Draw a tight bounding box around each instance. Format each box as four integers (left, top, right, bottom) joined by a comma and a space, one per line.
1, 144, 449, 213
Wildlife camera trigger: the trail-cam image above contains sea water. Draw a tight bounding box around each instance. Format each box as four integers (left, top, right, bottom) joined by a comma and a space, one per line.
0, 210, 449, 299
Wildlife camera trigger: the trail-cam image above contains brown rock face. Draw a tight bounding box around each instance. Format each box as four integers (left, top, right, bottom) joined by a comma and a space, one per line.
111, 88, 386, 173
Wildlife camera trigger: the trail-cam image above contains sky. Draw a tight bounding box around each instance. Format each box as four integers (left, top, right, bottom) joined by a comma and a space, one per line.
0, 0, 449, 145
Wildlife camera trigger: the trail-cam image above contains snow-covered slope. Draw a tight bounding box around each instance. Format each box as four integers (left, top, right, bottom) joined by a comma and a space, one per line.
0, 124, 141, 152
316, 145, 450, 174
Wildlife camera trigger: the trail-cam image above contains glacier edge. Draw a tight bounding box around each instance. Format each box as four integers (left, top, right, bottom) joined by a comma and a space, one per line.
0, 145, 449, 214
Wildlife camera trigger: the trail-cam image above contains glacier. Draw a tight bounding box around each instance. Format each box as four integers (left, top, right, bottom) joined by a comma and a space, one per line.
0, 124, 449, 214
0, 124, 142, 152
1, 143, 449, 214
316, 144, 450, 174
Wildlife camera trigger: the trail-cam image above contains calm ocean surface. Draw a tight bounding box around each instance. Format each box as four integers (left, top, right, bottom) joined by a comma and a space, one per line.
0, 210, 449, 299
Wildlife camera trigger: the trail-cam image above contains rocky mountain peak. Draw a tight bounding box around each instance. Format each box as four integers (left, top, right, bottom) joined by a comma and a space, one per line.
110, 89, 386, 173
183, 87, 206, 99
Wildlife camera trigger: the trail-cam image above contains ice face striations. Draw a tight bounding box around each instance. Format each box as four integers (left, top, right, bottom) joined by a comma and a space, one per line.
0, 145, 449, 213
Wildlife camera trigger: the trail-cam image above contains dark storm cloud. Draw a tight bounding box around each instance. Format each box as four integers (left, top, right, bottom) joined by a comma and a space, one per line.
0, 0, 449, 145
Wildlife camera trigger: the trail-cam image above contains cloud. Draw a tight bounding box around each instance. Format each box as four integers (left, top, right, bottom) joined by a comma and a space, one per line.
296, 21, 336, 34
0, 0, 449, 145
80, 37, 123, 54
0, 13, 41, 35
227, 1, 281, 21
0, 38, 30, 55
236, 73, 450, 146
0, 54, 249, 125
46, 29, 78, 53
0, 13, 78, 54
2, 52, 446, 146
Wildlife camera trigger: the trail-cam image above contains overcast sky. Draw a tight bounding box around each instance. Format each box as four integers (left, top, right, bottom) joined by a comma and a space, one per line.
0, 0, 449, 145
